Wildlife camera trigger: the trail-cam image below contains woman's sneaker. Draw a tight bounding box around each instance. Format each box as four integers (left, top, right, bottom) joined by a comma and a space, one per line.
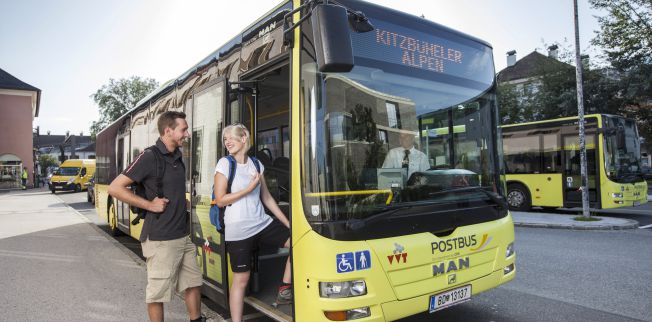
276, 285, 293, 304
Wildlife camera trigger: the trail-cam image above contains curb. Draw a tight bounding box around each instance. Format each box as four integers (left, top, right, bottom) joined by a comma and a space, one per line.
514, 219, 639, 230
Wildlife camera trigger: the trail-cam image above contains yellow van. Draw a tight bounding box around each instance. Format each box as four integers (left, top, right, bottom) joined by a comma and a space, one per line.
48, 159, 96, 193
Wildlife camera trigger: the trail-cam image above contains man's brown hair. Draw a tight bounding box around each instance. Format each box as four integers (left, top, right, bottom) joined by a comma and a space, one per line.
157, 111, 186, 136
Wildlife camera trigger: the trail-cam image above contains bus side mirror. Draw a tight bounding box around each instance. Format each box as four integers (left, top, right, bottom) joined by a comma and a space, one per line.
311, 4, 354, 73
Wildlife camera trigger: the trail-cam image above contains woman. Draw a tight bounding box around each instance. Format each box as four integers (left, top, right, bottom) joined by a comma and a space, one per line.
213, 124, 291, 322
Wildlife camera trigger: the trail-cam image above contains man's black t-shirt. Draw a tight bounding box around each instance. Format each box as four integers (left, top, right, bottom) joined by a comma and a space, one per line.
123, 138, 188, 242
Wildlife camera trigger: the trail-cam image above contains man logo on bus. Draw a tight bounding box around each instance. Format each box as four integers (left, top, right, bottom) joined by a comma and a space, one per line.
433, 257, 470, 277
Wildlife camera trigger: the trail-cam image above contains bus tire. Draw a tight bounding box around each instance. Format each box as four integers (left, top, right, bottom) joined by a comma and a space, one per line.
108, 201, 120, 236
507, 183, 531, 211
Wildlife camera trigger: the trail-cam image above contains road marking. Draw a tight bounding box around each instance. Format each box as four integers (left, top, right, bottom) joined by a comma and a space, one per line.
638, 224, 652, 229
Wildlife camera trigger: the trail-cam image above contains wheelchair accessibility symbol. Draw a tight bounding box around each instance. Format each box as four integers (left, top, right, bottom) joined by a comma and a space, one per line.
336, 251, 371, 273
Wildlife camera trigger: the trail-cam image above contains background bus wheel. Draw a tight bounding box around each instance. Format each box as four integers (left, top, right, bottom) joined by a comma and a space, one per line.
108, 203, 120, 236
507, 184, 531, 211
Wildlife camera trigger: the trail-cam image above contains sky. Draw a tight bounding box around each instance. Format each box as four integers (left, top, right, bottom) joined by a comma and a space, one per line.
0, 0, 604, 136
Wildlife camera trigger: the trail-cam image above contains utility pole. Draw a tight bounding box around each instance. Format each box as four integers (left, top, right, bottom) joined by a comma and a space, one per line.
573, 0, 590, 218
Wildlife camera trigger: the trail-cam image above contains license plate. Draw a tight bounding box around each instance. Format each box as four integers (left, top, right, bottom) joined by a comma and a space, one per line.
429, 285, 471, 313
633, 201, 640, 207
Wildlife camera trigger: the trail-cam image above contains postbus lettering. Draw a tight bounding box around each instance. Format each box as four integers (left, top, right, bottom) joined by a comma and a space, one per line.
431, 235, 477, 254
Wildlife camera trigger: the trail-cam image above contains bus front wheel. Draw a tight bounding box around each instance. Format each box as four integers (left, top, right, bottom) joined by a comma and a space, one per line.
507, 184, 531, 211
108, 202, 120, 236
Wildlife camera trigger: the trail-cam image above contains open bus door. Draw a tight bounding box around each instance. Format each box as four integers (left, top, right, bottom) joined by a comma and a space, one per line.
116, 129, 131, 233
234, 64, 293, 321
562, 132, 600, 208
187, 77, 231, 309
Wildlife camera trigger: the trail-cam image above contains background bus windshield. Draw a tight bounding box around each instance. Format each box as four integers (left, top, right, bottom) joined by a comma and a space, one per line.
604, 116, 643, 183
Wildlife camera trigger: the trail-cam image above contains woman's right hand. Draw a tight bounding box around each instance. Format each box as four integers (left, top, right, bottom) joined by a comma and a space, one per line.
247, 172, 261, 192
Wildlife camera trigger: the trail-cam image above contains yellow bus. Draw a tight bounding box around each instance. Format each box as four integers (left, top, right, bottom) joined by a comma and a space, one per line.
502, 114, 648, 211
95, 1, 515, 320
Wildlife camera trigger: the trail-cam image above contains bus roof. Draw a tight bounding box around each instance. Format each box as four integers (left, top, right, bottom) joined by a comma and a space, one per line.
98, 0, 292, 137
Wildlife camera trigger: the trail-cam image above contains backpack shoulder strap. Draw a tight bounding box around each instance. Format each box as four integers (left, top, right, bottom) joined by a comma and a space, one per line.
147, 145, 165, 198
225, 155, 237, 193
249, 156, 261, 173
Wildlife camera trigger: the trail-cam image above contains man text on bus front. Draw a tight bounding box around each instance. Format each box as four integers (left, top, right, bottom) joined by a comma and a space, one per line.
382, 131, 430, 178
108, 111, 205, 322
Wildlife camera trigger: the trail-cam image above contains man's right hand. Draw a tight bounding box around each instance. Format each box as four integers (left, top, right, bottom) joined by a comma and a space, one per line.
149, 197, 169, 213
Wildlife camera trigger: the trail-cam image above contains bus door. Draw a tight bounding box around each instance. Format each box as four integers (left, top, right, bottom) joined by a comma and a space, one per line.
562, 132, 599, 207
188, 77, 230, 308
241, 64, 292, 319
116, 133, 131, 232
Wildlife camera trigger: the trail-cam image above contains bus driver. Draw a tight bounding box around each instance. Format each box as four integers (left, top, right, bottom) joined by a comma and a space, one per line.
382, 131, 430, 178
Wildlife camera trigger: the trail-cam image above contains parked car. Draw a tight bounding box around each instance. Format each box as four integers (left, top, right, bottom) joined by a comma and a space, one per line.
49, 159, 95, 193
87, 178, 95, 204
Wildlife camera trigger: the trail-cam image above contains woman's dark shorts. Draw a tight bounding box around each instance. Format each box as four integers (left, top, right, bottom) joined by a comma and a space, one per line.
226, 220, 289, 272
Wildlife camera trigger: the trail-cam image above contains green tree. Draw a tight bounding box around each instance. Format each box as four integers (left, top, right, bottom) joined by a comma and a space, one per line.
589, 0, 652, 69
590, 0, 652, 149
89, 76, 159, 138
497, 82, 525, 124
38, 154, 59, 176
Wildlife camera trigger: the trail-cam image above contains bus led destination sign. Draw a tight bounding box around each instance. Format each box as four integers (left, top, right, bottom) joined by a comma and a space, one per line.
375, 28, 463, 73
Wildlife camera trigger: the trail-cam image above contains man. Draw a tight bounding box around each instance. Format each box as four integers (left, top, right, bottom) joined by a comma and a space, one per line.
382, 131, 430, 178
108, 111, 205, 322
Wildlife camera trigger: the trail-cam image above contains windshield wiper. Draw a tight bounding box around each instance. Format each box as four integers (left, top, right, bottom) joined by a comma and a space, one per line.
345, 207, 405, 231
427, 186, 508, 210
344, 187, 507, 231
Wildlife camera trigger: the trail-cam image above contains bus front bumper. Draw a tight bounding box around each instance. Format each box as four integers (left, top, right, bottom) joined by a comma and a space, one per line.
379, 266, 515, 321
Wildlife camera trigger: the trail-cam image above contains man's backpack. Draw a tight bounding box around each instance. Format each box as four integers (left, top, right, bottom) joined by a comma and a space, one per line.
209, 155, 261, 234
130, 146, 166, 225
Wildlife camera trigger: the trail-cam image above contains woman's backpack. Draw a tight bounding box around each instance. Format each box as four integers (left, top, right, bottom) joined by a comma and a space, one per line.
209, 155, 261, 233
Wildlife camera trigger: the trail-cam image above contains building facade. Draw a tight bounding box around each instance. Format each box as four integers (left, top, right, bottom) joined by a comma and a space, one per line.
0, 68, 40, 189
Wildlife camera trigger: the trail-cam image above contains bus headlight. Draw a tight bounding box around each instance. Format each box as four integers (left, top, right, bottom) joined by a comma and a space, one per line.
319, 280, 367, 298
505, 243, 515, 258
611, 193, 623, 198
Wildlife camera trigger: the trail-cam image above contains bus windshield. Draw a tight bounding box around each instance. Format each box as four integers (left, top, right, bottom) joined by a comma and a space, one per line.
56, 167, 80, 176
301, 10, 505, 240
604, 116, 643, 183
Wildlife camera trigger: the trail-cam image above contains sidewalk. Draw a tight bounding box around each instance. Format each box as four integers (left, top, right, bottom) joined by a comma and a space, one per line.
511, 194, 652, 230
511, 211, 639, 230
0, 189, 219, 322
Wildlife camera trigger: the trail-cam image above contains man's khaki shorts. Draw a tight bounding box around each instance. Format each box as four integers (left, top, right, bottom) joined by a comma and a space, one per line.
141, 236, 203, 303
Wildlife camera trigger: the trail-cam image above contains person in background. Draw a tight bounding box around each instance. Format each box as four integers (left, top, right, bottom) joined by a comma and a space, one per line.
21, 167, 28, 190
383, 131, 430, 178
213, 123, 292, 322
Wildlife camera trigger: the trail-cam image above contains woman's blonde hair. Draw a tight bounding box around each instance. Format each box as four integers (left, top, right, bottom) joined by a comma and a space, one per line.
223, 123, 251, 152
